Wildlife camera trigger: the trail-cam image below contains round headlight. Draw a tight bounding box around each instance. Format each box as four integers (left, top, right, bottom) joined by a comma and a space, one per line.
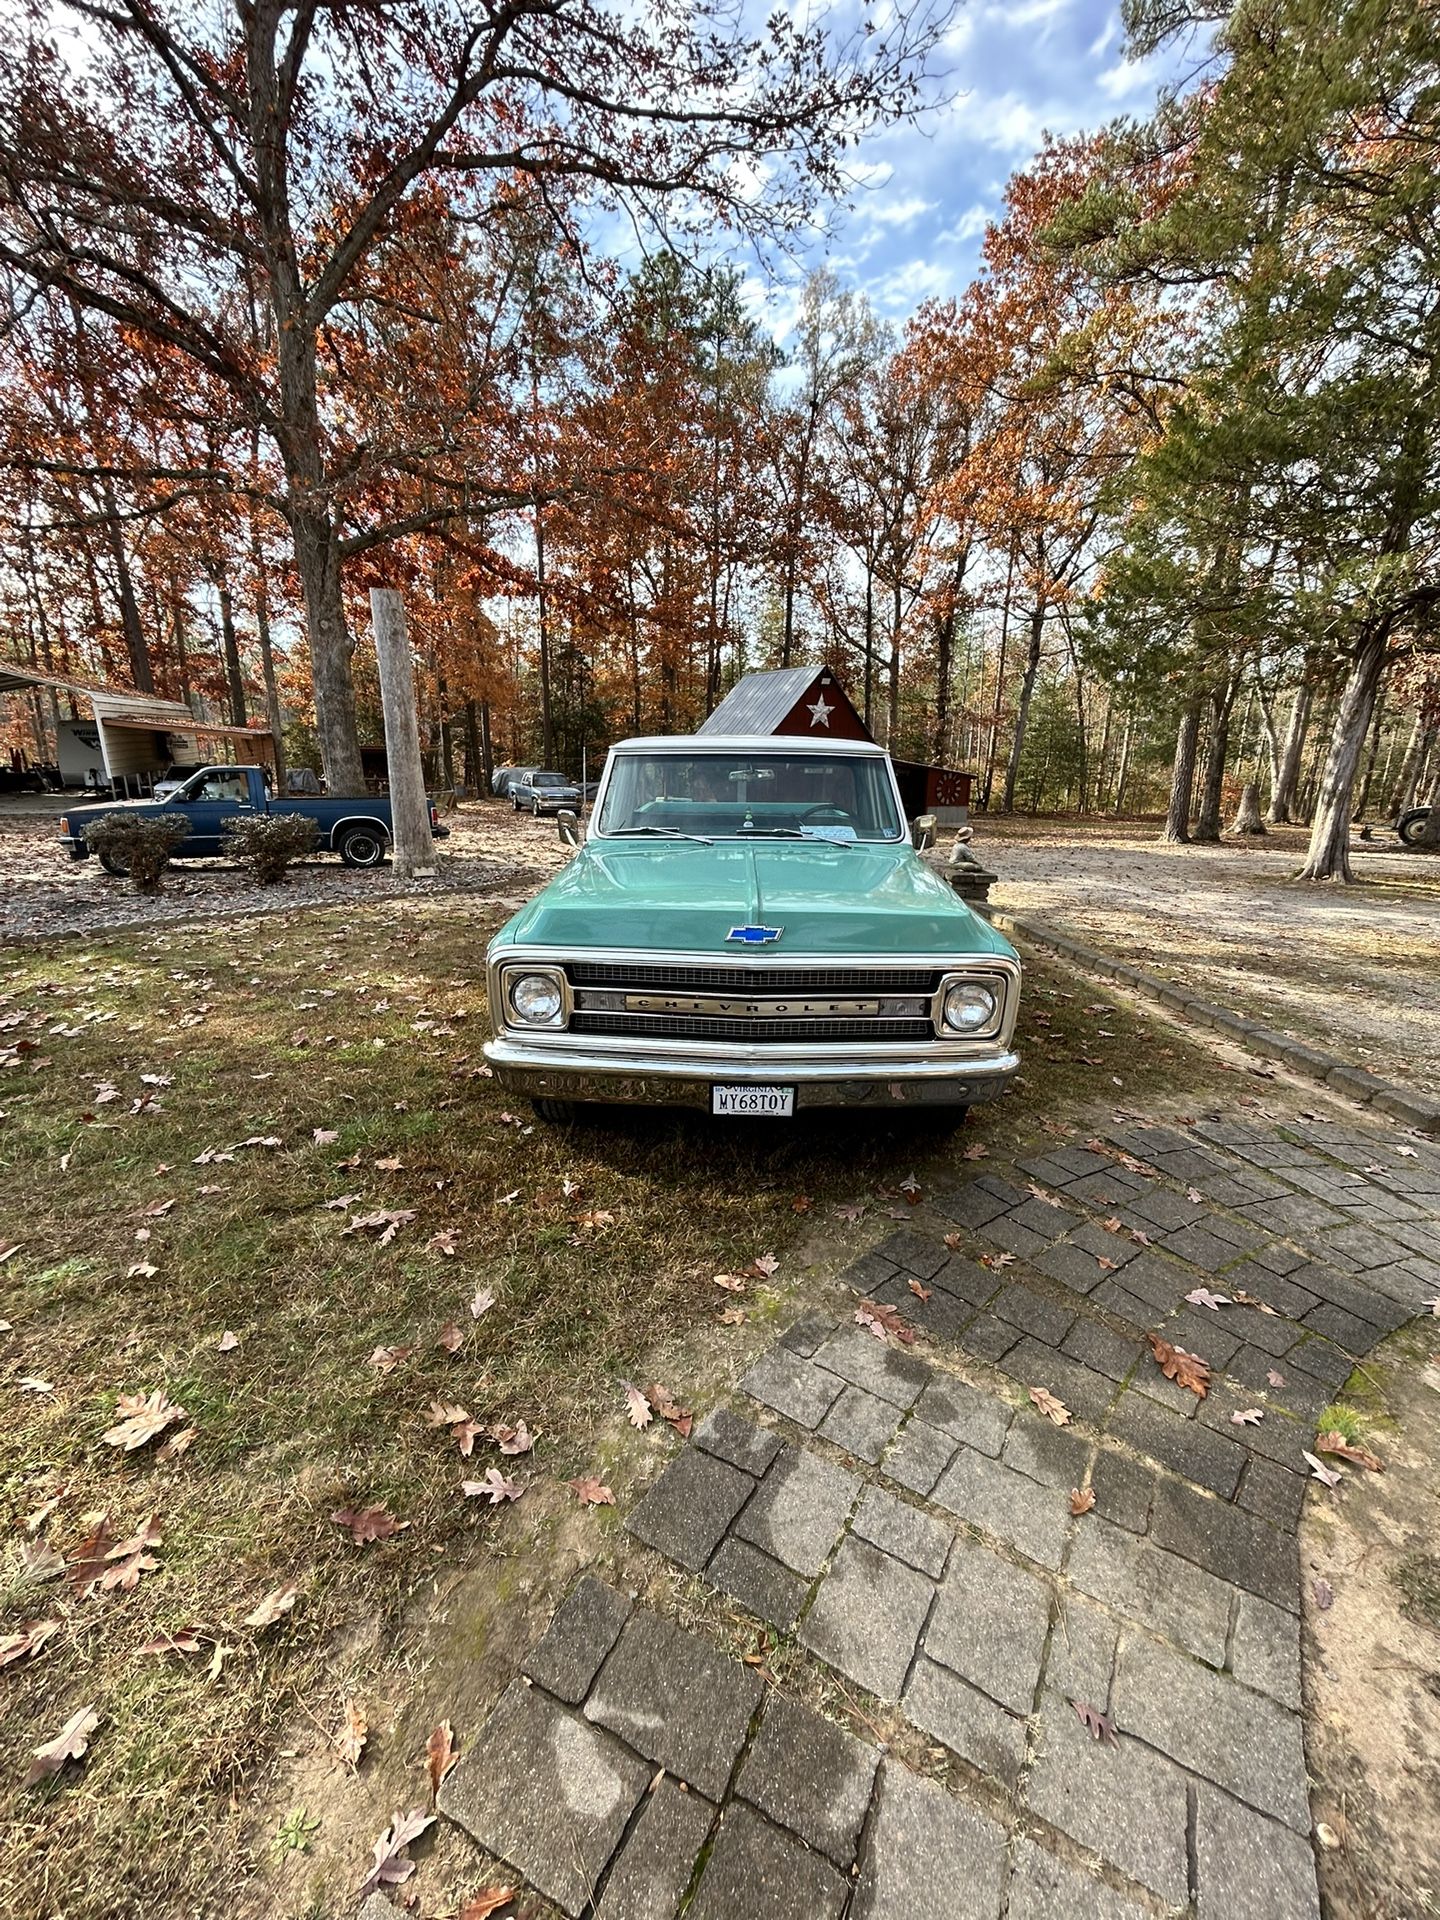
508, 972, 563, 1024
943, 982, 997, 1032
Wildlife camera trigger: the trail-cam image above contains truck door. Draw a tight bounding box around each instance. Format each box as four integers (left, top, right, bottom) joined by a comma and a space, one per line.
174, 768, 256, 855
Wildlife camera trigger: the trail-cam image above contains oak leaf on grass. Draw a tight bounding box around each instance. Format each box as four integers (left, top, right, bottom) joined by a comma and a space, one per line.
25, 1704, 100, 1786
1316, 1430, 1382, 1472
335, 1699, 367, 1771
462, 1469, 525, 1504
427, 1720, 458, 1799
331, 1504, 409, 1545
244, 1582, 300, 1629
568, 1475, 614, 1507
102, 1389, 186, 1450
460, 1890, 517, 1920
621, 1381, 652, 1430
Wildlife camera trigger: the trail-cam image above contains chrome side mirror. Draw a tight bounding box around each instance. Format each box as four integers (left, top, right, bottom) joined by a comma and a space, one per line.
912, 814, 937, 852
556, 808, 582, 847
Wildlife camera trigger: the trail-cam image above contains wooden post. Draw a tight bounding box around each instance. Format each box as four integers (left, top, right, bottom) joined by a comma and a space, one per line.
369, 587, 435, 881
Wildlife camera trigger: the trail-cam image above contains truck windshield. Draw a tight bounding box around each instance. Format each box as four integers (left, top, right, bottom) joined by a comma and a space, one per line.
595, 752, 903, 843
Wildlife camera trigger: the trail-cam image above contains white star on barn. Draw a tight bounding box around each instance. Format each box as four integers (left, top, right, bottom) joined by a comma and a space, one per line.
807, 694, 833, 728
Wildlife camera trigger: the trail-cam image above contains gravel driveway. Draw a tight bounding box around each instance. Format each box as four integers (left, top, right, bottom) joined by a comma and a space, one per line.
0, 797, 573, 941
978, 817, 1440, 1096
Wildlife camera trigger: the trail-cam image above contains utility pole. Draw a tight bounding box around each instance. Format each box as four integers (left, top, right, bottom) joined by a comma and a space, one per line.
369, 587, 435, 881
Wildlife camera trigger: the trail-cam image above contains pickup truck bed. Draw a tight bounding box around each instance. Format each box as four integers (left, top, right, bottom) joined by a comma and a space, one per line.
60, 765, 448, 871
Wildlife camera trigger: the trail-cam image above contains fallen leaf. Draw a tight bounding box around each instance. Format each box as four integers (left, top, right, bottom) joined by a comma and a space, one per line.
102, 1389, 186, 1451
1026, 1182, 1064, 1209
1316, 1430, 1383, 1472
834, 1202, 866, 1222
1313, 1576, 1334, 1611
428, 1400, 472, 1427
855, 1301, 916, 1344
1230, 1408, 1264, 1427
712, 1272, 747, 1293
18, 1375, 54, 1393
336, 1698, 367, 1770
1070, 1699, 1117, 1747
961, 1143, 989, 1160
344, 1209, 416, 1246
0, 1618, 61, 1669
979, 1251, 1015, 1270
791, 1194, 812, 1213
568, 1475, 614, 1507
718, 1306, 747, 1326
898, 1173, 922, 1198
25, 1704, 101, 1786
312, 1128, 339, 1146
907, 1279, 932, 1302
100, 1512, 164, 1592
244, 1582, 300, 1629
438, 1322, 464, 1353
459, 1890, 517, 1920
359, 1807, 435, 1898
1095, 1256, 1120, 1272
217, 1330, 240, 1353
1129, 1228, 1152, 1247
1147, 1333, 1210, 1399
492, 1420, 534, 1454
1101, 1216, 1124, 1233
469, 1287, 496, 1319
427, 1721, 458, 1799
1185, 1288, 1230, 1311
752, 1252, 780, 1276
331, 1504, 409, 1545
462, 1469, 526, 1504
1231, 1290, 1279, 1316
942, 1232, 963, 1251
368, 1344, 415, 1373
156, 1425, 196, 1462
621, 1381, 653, 1430
1069, 1487, 1096, 1516
20, 1540, 64, 1583
1303, 1450, 1343, 1488
139, 1629, 204, 1656
1266, 1369, 1286, 1388
425, 1230, 458, 1256
1186, 1187, 1203, 1203
373, 1156, 403, 1171
1030, 1386, 1072, 1427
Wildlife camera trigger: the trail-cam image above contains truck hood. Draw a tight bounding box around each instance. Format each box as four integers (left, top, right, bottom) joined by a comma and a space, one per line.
494, 840, 1014, 959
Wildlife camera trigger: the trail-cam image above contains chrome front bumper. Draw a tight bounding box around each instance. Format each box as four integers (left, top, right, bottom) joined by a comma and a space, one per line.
483, 1035, 1020, 1110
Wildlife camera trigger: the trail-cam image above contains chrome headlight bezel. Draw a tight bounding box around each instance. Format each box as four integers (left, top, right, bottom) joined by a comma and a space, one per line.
503, 965, 569, 1029
938, 975, 1003, 1038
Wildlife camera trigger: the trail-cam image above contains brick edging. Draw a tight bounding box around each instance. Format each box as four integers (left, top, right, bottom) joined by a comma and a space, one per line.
984, 906, 1440, 1136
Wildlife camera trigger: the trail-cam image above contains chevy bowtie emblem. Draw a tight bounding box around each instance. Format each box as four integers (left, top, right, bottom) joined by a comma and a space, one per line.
727, 924, 783, 945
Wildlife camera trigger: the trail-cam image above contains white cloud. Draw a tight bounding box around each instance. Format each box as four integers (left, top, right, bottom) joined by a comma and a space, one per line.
986, 0, 1073, 26
1088, 13, 1119, 58
937, 202, 992, 244
867, 257, 954, 311
1097, 51, 1170, 99
864, 195, 937, 229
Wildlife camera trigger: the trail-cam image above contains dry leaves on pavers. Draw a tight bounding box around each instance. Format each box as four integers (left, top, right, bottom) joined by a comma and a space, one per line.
1147, 1333, 1211, 1399
244, 1582, 299, 1630
1030, 1387, 1071, 1427
331, 1504, 409, 1545
359, 1807, 435, 1897
1267, 1368, 1287, 1388
855, 1300, 917, 1345
908, 1278, 932, 1302
427, 1721, 458, 1799
568, 1475, 615, 1507
1069, 1487, 1096, 1516
1316, 1430, 1383, 1472
1231, 1409, 1265, 1427
979, 1251, 1015, 1271
0, 1618, 60, 1669
336, 1699, 368, 1771
101, 1389, 186, 1451
25, 1704, 101, 1787
1071, 1700, 1118, 1747
1232, 1290, 1280, 1316
1185, 1288, 1230, 1312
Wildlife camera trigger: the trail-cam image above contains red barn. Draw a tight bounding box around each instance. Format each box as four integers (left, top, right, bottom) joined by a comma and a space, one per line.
697, 665, 972, 822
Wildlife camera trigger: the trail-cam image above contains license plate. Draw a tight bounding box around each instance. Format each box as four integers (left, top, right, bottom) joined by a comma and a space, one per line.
712, 1084, 795, 1118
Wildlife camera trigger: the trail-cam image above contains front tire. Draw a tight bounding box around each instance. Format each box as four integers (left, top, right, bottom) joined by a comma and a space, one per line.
532, 1097, 577, 1123
1398, 807, 1432, 848
338, 825, 387, 869
511, 793, 520, 811
98, 849, 130, 878
531, 796, 542, 817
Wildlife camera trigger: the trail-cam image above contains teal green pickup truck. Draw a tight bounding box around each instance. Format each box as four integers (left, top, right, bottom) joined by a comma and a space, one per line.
483, 735, 1021, 1122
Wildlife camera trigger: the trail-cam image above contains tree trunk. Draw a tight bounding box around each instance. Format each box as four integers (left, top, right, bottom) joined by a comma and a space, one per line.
1296, 628, 1389, 881
1268, 673, 1312, 823
463, 698, 483, 795
369, 589, 435, 880
1353, 689, 1386, 820
862, 566, 874, 733
1001, 604, 1045, 814
1165, 698, 1202, 844
1387, 709, 1429, 818
982, 535, 1017, 811
291, 508, 365, 794
216, 570, 248, 728
887, 573, 902, 747
437, 672, 456, 792
249, 520, 286, 788
100, 475, 154, 694
1194, 676, 1237, 842
1113, 705, 1134, 816
1230, 782, 1266, 834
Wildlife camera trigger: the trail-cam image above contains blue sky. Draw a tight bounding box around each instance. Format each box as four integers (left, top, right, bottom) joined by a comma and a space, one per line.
741, 0, 1205, 340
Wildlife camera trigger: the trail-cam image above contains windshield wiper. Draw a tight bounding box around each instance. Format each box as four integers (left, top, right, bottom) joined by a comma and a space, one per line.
611, 825, 714, 845
737, 827, 852, 847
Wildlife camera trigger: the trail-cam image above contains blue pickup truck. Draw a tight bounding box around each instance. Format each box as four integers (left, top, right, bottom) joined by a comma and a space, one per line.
60, 765, 448, 873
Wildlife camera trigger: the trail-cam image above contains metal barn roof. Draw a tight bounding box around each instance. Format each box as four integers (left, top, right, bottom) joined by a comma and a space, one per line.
696, 667, 824, 737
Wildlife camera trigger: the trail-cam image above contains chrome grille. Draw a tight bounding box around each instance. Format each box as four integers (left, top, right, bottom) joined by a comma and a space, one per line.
570, 1012, 935, 1042
562, 958, 945, 1045
566, 961, 943, 994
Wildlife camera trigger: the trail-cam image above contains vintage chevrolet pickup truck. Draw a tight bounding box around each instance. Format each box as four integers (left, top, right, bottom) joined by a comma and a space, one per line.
483, 734, 1021, 1121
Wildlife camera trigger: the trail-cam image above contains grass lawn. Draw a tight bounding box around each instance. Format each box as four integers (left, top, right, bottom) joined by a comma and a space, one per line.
0, 893, 1233, 1918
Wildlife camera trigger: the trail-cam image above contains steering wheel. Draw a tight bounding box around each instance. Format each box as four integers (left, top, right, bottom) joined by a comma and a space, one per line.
799, 804, 854, 825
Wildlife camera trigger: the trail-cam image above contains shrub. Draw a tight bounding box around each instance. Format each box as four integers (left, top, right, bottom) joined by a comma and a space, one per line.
221, 811, 320, 884
84, 813, 190, 894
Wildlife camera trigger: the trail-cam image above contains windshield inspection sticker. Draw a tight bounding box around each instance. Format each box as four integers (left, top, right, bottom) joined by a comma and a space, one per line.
798, 826, 858, 843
